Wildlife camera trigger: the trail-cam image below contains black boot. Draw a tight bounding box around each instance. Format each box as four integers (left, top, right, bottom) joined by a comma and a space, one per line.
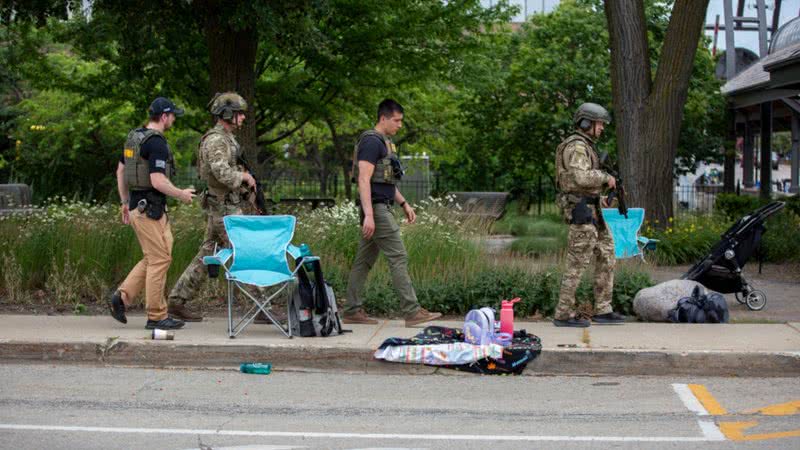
592, 312, 626, 324
145, 317, 185, 330
107, 291, 127, 324
553, 317, 590, 328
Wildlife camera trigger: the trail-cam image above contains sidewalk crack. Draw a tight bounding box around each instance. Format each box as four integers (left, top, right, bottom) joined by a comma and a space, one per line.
365, 320, 388, 348
96, 336, 120, 362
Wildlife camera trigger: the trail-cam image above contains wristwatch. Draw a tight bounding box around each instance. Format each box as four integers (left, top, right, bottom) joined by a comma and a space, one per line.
399, 201, 407, 208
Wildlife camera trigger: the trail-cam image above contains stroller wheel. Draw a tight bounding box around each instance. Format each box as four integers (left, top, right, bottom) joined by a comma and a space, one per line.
734, 292, 747, 305
745, 290, 767, 311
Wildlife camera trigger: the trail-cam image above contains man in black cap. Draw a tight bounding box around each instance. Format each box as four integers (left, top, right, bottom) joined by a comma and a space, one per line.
108, 97, 196, 330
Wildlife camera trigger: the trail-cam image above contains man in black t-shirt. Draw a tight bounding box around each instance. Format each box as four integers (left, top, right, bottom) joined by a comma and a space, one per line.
108, 97, 196, 330
343, 99, 442, 327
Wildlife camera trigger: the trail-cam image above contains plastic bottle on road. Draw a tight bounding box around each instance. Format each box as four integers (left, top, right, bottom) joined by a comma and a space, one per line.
240, 363, 272, 375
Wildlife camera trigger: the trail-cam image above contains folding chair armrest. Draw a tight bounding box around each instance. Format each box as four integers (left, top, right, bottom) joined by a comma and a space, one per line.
203, 248, 233, 266
638, 236, 659, 251
287, 244, 303, 260
290, 256, 321, 276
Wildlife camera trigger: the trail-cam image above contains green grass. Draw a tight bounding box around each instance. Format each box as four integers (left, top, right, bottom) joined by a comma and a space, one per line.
493, 204, 568, 257
0, 197, 654, 317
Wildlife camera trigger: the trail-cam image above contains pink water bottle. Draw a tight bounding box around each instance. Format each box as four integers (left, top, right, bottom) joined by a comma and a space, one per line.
499, 298, 521, 335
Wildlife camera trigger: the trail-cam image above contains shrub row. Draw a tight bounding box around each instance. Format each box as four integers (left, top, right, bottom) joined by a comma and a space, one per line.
0, 198, 655, 318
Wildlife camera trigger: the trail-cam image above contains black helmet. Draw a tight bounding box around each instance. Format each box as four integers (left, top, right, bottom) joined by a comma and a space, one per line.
574, 102, 611, 130
207, 92, 248, 120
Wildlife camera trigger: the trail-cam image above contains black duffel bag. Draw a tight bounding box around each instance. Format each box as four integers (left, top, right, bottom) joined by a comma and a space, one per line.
669, 286, 729, 324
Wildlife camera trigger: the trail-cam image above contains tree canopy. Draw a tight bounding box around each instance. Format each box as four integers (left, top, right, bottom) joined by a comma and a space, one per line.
0, 0, 724, 210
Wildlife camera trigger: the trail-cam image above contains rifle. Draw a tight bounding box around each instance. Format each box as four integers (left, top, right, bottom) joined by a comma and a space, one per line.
599, 152, 628, 218
236, 153, 267, 215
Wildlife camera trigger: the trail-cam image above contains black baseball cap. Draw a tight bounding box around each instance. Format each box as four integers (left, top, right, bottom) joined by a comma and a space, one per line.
148, 97, 184, 117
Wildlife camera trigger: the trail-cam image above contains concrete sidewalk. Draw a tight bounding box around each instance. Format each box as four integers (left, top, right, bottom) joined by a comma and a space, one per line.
1, 314, 798, 377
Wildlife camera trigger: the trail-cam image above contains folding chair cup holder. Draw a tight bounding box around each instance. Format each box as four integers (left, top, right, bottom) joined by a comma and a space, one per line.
202, 215, 309, 339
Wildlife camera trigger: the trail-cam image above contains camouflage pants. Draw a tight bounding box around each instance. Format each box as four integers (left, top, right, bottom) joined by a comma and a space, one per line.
168, 201, 241, 305
554, 223, 616, 320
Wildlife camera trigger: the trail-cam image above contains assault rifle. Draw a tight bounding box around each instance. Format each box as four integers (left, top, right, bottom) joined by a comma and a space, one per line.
599, 152, 628, 218
236, 153, 267, 215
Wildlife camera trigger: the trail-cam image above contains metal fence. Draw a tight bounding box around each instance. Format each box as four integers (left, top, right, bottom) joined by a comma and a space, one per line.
674, 184, 723, 215
174, 165, 727, 216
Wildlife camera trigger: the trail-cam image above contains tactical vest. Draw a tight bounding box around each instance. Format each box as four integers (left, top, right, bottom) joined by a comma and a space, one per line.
123, 128, 174, 190
351, 130, 400, 185
555, 132, 604, 225
555, 132, 600, 195
197, 126, 241, 197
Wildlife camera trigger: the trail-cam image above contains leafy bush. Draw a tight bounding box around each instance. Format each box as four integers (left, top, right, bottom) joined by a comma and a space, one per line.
645, 215, 728, 265
715, 193, 764, 220
784, 194, 800, 218
0, 197, 657, 317
646, 209, 800, 265
510, 236, 566, 257
346, 265, 653, 319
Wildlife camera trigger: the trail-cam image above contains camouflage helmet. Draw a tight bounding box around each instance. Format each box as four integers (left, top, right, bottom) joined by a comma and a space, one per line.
208, 92, 248, 120
574, 102, 611, 130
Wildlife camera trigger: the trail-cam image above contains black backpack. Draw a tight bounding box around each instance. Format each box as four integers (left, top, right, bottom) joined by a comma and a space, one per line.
669, 286, 729, 324
289, 256, 346, 337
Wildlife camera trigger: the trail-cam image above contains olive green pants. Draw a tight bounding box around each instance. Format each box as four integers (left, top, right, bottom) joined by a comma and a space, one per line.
345, 203, 420, 317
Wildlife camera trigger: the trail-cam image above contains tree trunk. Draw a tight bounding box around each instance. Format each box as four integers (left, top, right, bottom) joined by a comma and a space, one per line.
202, 0, 260, 177
605, 0, 709, 226
325, 117, 354, 199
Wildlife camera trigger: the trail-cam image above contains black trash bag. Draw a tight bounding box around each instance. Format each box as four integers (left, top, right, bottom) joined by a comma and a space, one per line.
668, 286, 729, 324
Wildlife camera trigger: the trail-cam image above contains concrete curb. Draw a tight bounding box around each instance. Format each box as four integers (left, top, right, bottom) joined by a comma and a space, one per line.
1, 340, 797, 377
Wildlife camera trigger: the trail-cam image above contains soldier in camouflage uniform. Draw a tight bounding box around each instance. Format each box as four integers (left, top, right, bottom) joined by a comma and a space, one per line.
166, 92, 258, 321
553, 103, 626, 327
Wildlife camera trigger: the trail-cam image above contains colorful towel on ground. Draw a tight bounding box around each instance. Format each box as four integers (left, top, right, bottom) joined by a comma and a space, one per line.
374, 326, 543, 375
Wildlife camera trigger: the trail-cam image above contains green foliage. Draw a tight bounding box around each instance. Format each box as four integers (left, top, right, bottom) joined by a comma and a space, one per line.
786, 195, 800, 218
444, 0, 725, 192
0, 197, 655, 317
715, 193, 764, 221
493, 209, 567, 256
646, 210, 800, 265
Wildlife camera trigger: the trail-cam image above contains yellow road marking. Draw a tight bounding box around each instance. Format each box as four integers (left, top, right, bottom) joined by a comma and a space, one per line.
719, 421, 800, 441
743, 400, 800, 416
688, 384, 727, 416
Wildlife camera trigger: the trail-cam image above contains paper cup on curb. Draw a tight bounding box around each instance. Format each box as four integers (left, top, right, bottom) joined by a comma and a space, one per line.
152, 329, 175, 340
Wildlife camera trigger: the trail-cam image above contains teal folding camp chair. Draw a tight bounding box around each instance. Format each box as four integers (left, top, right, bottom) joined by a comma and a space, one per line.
601, 208, 658, 260
202, 215, 317, 338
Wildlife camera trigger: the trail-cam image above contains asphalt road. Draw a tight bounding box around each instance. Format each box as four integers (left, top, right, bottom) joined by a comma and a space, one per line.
0, 364, 798, 449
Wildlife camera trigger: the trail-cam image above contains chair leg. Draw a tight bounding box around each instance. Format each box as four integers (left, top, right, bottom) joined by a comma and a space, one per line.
227, 281, 234, 338
228, 281, 292, 338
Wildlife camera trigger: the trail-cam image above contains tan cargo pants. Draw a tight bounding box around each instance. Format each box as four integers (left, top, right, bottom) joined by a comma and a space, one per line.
118, 209, 173, 321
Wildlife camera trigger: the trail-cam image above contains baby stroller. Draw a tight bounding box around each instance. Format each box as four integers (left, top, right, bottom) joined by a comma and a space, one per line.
682, 201, 785, 311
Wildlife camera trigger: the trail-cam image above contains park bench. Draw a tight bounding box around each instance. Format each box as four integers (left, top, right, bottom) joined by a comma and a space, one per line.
265, 197, 336, 210
0, 184, 37, 216
447, 191, 510, 221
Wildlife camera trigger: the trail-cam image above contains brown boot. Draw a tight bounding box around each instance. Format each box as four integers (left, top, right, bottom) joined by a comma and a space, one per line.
405, 308, 442, 327
168, 303, 203, 322
342, 309, 379, 325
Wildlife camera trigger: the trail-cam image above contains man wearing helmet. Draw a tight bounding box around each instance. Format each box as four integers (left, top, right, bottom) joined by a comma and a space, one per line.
166, 92, 257, 321
553, 102, 625, 327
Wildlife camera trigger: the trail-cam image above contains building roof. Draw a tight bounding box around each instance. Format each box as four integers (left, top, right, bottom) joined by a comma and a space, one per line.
770, 16, 800, 53
721, 41, 800, 96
